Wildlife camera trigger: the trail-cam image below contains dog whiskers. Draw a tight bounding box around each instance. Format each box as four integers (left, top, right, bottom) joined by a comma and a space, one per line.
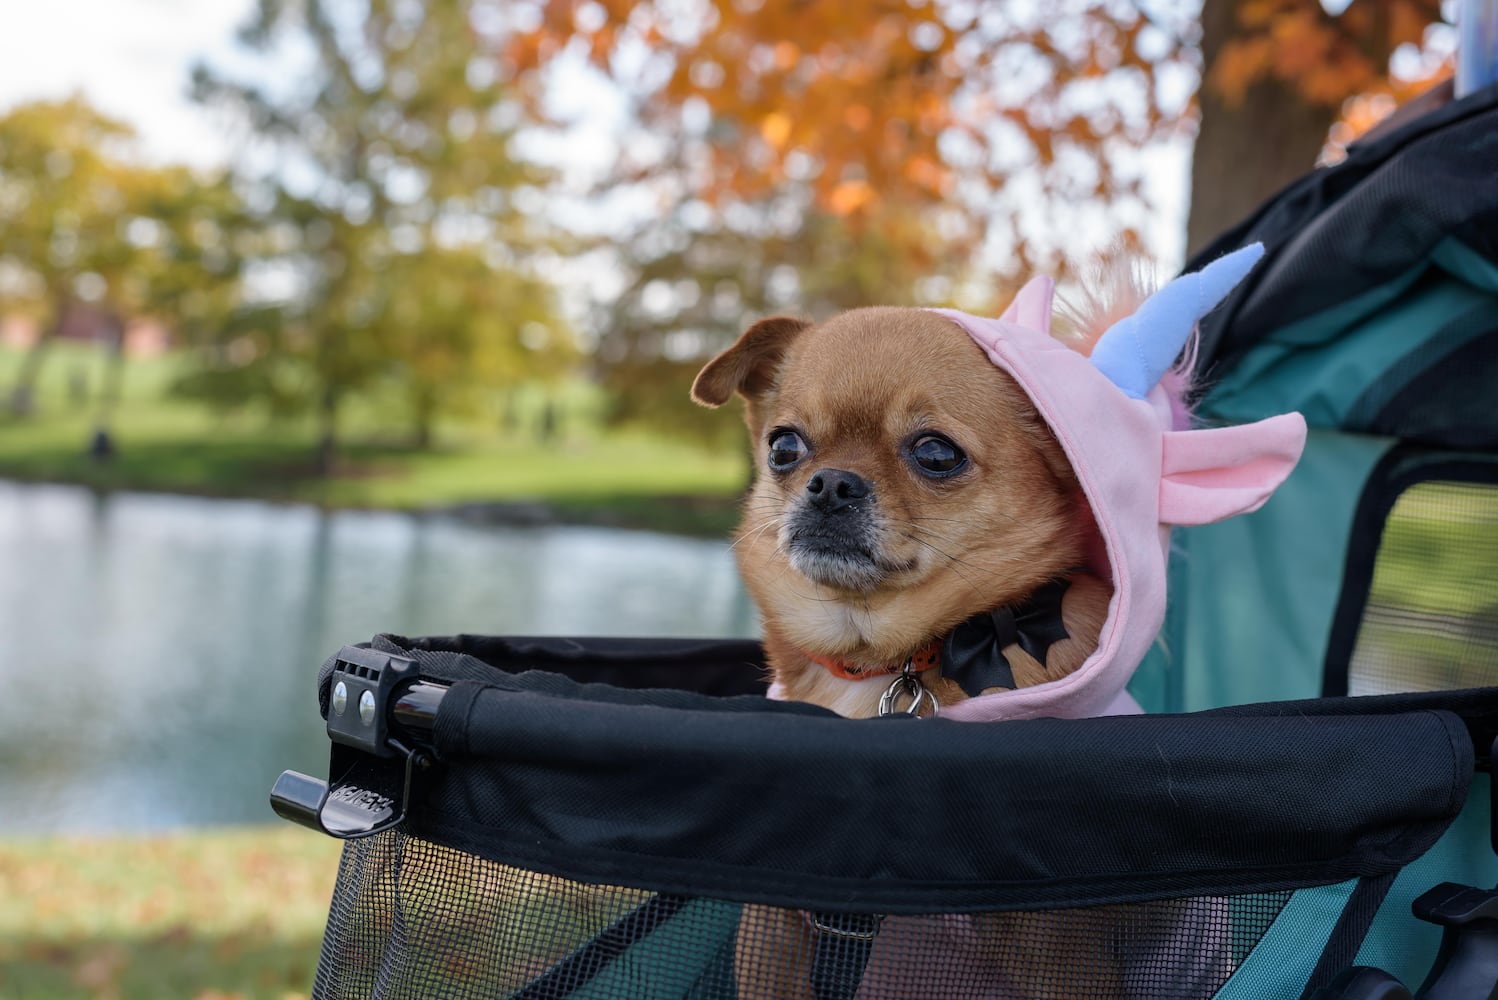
896, 531, 991, 600
901, 516, 1061, 548
729, 510, 785, 554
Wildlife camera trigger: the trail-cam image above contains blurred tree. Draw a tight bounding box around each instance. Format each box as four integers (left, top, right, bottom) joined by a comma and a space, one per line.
512, 0, 1191, 277
0, 97, 142, 417
509, 0, 1452, 452
510, 0, 1195, 449
599, 198, 967, 452
380, 246, 572, 448
0, 97, 247, 436
1190, 0, 1448, 253
99, 166, 253, 433
192, 0, 571, 471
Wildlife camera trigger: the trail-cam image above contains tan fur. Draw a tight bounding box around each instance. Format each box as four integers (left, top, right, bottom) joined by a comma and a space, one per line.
695, 305, 1130, 999
696, 306, 1112, 718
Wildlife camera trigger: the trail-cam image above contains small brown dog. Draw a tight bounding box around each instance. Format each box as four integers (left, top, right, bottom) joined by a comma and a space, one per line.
693, 303, 1123, 1000
692, 306, 1111, 719
690, 306, 1165, 1000
690, 247, 1301, 999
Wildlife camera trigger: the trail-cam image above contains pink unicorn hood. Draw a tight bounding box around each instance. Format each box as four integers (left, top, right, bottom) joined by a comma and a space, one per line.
930, 244, 1306, 721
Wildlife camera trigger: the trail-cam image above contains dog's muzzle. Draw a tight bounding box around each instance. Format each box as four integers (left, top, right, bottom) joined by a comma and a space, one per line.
783, 469, 889, 590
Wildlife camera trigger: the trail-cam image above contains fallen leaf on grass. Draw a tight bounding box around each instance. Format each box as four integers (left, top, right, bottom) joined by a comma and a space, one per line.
73, 942, 128, 993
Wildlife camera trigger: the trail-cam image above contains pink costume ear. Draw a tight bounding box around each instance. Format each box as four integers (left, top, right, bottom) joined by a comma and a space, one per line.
1158, 413, 1307, 526
999, 275, 1054, 334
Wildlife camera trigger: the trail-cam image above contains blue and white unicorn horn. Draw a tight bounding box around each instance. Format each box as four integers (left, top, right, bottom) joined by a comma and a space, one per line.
1088, 243, 1265, 400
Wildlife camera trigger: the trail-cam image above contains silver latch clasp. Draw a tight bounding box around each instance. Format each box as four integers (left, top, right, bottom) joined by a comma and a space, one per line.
878, 660, 939, 718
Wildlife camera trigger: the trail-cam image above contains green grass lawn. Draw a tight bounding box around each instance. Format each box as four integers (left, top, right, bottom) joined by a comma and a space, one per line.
0, 343, 748, 535
0, 827, 344, 999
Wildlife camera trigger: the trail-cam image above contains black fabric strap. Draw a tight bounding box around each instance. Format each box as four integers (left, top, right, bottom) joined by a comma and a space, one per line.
808, 913, 882, 1000
506, 894, 693, 999
1298, 872, 1399, 1000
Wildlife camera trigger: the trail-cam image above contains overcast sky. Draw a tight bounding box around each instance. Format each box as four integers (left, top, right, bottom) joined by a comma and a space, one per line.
0, 0, 249, 167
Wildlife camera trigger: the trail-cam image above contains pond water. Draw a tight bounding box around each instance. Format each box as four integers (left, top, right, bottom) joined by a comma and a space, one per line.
0, 480, 757, 834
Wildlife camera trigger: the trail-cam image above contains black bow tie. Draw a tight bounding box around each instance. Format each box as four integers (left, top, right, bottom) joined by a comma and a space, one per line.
939, 578, 1074, 697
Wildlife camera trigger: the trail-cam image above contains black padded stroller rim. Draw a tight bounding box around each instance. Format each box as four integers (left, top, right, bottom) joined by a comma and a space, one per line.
324, 634, 1484, 915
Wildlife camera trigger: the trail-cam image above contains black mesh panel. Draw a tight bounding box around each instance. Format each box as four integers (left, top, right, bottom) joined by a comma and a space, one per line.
1347, 480, 1498, 695
312, 829, 1296, 1000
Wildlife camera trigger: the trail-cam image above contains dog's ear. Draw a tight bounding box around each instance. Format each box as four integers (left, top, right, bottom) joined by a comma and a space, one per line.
691, 316, 811, 407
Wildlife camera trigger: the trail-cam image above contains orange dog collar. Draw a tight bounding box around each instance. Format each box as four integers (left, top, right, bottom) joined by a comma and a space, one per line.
803, 641, 941, 681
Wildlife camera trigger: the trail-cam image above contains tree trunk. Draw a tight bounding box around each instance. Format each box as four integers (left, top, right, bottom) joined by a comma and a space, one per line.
1185, 0, 1341, 257
96, 314, 127, 422
89, 314, 128, 463
315, 387, 339, 477
8, 295, 69, 417
412, 389, 435, 451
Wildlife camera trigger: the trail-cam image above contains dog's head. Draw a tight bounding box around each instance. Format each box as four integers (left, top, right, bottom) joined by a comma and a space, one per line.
694, 245, 1308, 721
692, 307, 1088, 667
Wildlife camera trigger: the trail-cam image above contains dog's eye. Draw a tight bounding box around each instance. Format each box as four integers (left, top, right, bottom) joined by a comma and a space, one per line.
910, 435, 967, 476
767, 430, 807, 470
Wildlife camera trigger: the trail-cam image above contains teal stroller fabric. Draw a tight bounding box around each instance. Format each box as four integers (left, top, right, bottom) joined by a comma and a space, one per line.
1136, 79, 1498, 714
1133, 81, 1498, 993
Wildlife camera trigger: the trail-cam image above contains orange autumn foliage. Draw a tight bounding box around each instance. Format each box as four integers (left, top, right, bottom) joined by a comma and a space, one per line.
1210, 0, 1453, 157
503, 0, 1456, 448
1213, 0, 1442, 105
509, 0, 1454, 273
507, 0, 1192, 275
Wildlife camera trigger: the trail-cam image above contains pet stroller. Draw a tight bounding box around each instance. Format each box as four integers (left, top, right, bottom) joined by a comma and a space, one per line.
272, 82, 1498, 999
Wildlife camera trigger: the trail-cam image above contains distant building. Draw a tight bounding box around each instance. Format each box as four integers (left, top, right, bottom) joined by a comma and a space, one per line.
0, 305, 171, 356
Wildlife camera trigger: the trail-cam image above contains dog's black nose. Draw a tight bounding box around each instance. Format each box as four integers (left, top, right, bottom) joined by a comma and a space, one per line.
806, 469, 871, 512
